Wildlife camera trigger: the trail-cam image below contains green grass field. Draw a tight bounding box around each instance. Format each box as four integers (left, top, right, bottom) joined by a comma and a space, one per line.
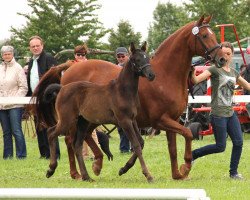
0, 120, 250, 200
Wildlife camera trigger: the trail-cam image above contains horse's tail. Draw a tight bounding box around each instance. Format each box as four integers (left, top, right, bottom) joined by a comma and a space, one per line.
43, 83, 62, 103
32, 61, 74, 128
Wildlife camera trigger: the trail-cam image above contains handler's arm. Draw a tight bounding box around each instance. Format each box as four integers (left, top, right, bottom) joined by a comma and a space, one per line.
237, 76, 250, 91
191, 69, 211, 85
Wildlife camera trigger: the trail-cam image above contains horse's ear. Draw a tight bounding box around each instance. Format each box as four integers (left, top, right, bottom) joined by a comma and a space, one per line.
141, 41, 147, 52
130, 42, 136, 53
196, 15, 205, 26
203, 15, 212, 24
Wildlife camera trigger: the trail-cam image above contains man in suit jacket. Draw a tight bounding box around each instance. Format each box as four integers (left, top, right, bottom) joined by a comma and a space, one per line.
27, 35, 60, 159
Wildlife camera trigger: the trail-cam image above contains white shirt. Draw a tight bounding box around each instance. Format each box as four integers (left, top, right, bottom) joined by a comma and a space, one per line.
30, 57, 40, 92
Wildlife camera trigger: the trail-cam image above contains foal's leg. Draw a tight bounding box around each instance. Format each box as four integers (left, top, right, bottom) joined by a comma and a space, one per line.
79, 121, 104, 176
120, 120, 153, 182
119, 122, 145, 175
73, 116, 94, 181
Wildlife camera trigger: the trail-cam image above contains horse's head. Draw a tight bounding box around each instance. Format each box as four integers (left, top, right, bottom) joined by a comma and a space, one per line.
129, 42, 155, 81
190, 15, 226, 68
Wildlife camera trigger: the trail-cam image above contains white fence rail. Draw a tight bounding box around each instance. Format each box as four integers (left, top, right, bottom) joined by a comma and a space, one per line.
0, 188, 210, 200
1, 95, 250, 105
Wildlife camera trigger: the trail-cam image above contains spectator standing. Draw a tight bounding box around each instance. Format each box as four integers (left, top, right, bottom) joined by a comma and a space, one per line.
0, 45, 27, 159
26, 35, 60, 159
115, 47, 131, 153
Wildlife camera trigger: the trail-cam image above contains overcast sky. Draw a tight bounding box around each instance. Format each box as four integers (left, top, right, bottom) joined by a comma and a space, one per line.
0, 0, 187, 41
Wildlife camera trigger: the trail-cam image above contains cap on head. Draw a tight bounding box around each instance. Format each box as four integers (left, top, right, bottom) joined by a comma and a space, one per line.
1, 45, 14, 55
246, 46, 250, 55
115, 47, 128, 55
74, 44, 88, 54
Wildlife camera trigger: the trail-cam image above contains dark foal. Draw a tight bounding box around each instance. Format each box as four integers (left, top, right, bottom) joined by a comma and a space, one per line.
44, 42, 155, 182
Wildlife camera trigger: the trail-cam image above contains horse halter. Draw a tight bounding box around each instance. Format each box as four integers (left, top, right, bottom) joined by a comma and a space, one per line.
129, 53, 151, 76
193, 24, 221, 61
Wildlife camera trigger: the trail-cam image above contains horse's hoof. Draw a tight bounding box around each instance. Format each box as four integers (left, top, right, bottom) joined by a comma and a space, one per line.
147, 176, 154, 183
46, 169, 55, 178
119, 168, 125, 176
71, 173, 82, 180
92, 162, 102, 176
180, 164, 191, 178
82, 177, 95, 182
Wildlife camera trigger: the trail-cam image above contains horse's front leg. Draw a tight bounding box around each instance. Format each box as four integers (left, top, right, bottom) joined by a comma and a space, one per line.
46, 126, 59, 178
65, 133, 81, 180
159, 117, 192, 179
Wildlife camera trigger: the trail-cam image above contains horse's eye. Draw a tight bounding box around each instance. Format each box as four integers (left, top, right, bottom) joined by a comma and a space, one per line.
202, 34, 207, 39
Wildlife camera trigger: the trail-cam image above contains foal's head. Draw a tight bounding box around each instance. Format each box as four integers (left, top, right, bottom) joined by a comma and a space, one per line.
129, 42, 155, 81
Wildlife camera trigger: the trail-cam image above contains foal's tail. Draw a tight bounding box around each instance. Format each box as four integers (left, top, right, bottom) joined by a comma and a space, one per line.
32, 61, 74, 128
43, 83, 62, 103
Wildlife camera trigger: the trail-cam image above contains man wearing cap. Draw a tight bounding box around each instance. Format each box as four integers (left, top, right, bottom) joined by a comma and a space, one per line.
27, 35, 60, 159
115, 47, 131, 153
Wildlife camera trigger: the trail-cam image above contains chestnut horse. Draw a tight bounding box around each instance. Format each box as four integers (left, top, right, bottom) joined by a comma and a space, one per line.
43, 42, 155, 181
33, 15, 226, 180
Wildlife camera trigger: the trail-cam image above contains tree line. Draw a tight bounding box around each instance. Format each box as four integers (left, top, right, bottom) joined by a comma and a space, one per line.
1, 0, 249, 64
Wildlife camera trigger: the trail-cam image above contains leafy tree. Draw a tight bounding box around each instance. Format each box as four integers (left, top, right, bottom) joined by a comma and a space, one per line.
9, 0, 108, 59
147, 2, 190, 52
108, 20, 142, 61
184, 0, 250, 44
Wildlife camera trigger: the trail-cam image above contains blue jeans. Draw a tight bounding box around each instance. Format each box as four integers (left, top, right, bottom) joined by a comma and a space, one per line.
192, 112, 243, 175
117, 127, 130, 153
0, 108, 27, 159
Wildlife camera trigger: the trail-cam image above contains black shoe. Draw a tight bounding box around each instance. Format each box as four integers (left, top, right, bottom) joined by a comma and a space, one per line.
230, 173, 243, 180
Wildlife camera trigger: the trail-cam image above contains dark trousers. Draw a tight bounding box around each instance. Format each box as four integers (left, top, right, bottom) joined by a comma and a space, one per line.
34, 117, 60, 159
192, 112, 243, 175
117, 127, 130, 152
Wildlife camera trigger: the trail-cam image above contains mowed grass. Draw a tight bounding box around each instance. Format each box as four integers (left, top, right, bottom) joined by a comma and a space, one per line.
0, 120, 250, 200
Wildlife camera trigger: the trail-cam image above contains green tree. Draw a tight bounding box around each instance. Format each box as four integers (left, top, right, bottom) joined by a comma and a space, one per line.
108, 20, 142, 58
9, 0, 108, 58
147, 2, 190, 52
184, 0, 250, 44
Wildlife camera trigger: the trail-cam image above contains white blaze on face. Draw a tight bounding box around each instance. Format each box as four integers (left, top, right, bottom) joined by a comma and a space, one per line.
207, 27, 213, 35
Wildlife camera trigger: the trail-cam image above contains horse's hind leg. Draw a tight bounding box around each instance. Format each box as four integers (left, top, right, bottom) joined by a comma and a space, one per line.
85, 134, 104, 176
65, 132, 81, 180
74, 116, 94, 181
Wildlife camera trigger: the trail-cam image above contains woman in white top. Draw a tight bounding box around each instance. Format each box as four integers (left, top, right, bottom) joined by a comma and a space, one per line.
0, 45, 28, 159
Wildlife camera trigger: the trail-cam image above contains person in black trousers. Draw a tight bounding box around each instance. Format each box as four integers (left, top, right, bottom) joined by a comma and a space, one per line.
27, 35, 60, 159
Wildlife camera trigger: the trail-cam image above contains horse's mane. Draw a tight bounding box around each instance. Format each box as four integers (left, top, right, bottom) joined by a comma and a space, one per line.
153, 21, 194, 57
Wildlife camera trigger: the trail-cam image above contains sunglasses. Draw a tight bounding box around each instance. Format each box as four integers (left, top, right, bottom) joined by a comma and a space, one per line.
117, 55, 125, 59
76, 53, 86, 57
